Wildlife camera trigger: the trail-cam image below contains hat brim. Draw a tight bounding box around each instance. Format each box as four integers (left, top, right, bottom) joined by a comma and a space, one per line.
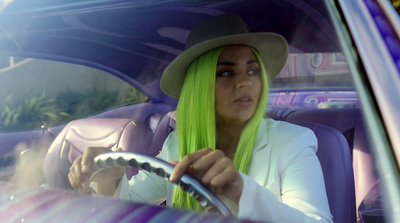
161, 32, 288, 98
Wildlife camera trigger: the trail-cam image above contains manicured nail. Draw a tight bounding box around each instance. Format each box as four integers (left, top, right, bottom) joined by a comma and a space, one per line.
169, 173, 176, 182
186, 167, 195, 176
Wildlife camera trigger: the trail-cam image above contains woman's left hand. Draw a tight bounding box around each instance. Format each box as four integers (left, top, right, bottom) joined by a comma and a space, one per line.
169, 148, 243, 204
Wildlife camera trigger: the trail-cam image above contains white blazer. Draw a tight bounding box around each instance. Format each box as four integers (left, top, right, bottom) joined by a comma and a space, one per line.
115, 118, 333, 222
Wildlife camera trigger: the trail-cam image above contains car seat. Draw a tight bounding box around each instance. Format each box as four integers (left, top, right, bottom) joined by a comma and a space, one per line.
291, 121, 356, 223
270, 108, 377, 222
42, 118, 153, 189
151, 111, 356, 222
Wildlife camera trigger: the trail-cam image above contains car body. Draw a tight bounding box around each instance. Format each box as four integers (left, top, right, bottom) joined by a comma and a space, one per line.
0, 0, 399, 222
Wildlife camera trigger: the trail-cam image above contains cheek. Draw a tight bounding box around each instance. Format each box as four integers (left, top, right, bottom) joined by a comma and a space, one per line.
215, 82, 227, 102
214, 87, 225, 109
214, 83, 230, 111
250, 78, 262, 102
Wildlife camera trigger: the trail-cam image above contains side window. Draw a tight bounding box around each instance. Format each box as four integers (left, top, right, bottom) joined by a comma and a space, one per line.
268, 53, 358, 109
0, 56, 147, 132
271, 53, 353, 90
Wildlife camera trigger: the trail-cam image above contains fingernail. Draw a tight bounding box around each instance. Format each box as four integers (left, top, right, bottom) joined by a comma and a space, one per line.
169, 173, 176, 182
186, 167, 195, 176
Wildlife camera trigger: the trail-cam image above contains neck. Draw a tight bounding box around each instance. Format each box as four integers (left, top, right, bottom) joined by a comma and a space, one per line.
216, 122, 245, 157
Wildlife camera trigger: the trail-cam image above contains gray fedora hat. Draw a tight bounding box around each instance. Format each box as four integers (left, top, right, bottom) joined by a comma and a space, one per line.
160, 14, 288, 98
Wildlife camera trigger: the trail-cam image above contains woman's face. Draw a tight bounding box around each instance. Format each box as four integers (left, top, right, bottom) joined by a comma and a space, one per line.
215, 45, 262, 127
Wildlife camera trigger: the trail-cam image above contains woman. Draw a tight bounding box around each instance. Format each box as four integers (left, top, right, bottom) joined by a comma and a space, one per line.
68, 14, 333, 222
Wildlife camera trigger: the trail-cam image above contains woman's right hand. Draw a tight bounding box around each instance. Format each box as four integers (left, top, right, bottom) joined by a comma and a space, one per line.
68, 147, 126, 195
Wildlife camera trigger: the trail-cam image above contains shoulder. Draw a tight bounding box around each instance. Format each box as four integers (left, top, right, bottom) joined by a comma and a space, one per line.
261, 118, 315, 140
259, 118, 318, 153
266, 118, 308, 131
164, 129, 178, 145
158, 130, 179, 161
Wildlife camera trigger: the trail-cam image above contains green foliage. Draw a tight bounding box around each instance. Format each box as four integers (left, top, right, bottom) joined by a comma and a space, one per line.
124, 87, 148, 103
0, 91, 69, 131
0, 86, 147, 132
392, 0, 400, 14
55, 88, 120, 121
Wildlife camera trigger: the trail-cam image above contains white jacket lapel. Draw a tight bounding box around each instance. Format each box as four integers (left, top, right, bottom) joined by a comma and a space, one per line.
247, 119, 273, 186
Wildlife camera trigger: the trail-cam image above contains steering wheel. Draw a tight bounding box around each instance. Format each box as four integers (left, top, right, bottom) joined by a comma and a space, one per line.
91, 152, 233, 217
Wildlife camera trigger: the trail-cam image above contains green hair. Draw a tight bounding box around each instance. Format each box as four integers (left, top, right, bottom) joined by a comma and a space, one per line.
173, 46, 269, 211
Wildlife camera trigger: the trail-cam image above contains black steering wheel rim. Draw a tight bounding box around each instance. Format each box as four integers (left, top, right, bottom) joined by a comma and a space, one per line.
90, 151, 233, 217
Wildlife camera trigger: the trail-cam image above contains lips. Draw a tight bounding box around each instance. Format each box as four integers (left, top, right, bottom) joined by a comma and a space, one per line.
233, 95, 254, 106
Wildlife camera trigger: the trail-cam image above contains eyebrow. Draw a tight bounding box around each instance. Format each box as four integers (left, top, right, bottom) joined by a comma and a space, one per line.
217, 59, 258, 66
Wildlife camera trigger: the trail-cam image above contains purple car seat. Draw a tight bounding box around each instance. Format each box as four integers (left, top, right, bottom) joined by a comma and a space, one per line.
290, 121, 356, 223
42, 118, 153, 189
270, 108, 379, 222
358, 181, 384, 223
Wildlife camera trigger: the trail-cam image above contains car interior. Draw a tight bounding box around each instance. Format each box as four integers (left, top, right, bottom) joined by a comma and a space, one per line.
0, 0, 392, 222
39, 103, 380, 222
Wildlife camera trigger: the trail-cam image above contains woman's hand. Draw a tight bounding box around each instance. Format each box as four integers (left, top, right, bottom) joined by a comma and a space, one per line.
169, 148, 243, 204
68, 147, 126, 196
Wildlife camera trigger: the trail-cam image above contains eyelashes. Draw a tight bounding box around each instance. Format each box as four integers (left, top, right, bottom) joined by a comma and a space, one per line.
216, 68, 261, 77
216, 70, 233, 77
247, 68, 261, 76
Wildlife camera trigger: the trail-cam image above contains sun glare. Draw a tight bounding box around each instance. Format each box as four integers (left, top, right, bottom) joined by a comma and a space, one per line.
0, 0, 13, 11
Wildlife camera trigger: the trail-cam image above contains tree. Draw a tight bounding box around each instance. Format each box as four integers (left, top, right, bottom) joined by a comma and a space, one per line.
391, 0, 400, 15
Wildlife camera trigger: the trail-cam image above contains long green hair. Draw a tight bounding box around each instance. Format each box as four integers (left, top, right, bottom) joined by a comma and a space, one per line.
173, 46, 269, 211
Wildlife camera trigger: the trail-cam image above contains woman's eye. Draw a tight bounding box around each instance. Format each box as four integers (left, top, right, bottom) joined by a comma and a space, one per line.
217, 70, 233, 77
247, 68, 260, 76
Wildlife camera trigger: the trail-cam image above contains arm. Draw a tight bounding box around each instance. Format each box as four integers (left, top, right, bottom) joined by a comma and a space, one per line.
113, 132, 179, 204
69, 146, 168, 203
69, 147, 125, 196
238, 147, 332, 222
238, 124, 333, 222
114, 169, 168, 204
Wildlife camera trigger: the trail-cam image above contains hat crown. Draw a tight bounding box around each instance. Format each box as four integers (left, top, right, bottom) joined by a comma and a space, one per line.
186, 14, 249, 50
161, 14, 288, 98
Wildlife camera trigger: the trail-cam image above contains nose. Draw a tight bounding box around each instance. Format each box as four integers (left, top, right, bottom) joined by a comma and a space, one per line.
236, 72, 252, 89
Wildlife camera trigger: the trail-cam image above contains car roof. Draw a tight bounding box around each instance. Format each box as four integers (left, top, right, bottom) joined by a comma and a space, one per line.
0, 0, 341, 96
